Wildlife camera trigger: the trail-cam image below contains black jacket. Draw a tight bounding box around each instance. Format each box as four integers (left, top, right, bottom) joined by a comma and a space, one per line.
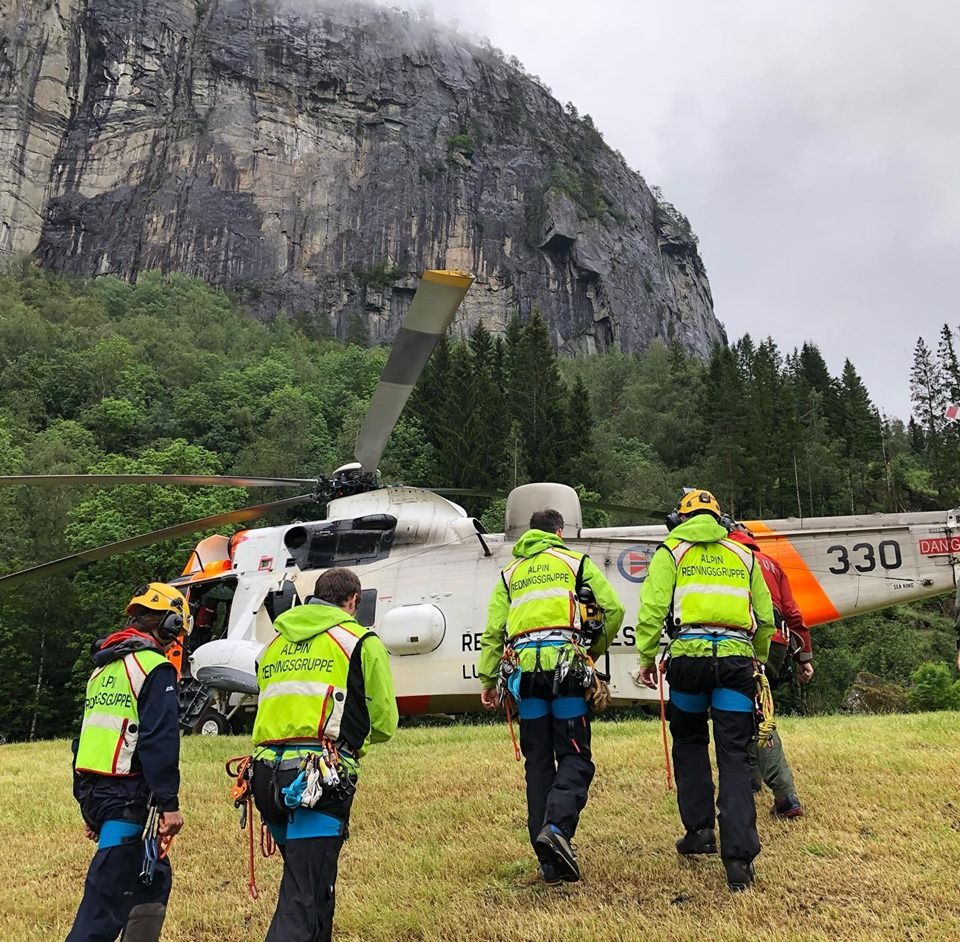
73, 633, 180, 829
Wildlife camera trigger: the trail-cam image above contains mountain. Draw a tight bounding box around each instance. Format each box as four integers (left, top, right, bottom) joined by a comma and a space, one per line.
0, 0, 724, 355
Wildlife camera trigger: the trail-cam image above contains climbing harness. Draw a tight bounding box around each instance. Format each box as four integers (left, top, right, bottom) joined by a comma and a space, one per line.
138, 798, 173, 887
754, 662, 776, 747
225, 755, 266, 900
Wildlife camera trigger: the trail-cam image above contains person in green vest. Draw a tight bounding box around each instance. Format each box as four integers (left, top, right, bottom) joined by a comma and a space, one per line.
478, 508, 625, 884
251, 567, 397, 942
67, 582, 188, 942
634, 489, 775, 892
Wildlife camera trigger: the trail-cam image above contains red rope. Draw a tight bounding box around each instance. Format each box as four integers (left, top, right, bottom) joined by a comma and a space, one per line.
657, 661, 674, 791
504, 696, 521, 762
246, 796, 259, 900
260, 821, 276, 858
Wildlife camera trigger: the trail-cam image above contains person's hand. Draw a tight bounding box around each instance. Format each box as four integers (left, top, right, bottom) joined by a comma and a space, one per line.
159, 812, 184, 837
480, 688, 499, 711
637, 665, 658, 689
83, 823, 96, 841
797, 661, 814, 684
956, 649, 960, 673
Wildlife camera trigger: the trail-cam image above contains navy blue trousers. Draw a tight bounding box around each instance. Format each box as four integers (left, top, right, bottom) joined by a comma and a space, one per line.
517, 672, 594, 857
667, 655, 760, 863
65, 841, 171, 942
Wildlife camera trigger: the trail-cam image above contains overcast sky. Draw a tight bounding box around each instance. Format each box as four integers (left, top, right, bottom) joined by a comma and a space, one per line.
400, 0, 960, 420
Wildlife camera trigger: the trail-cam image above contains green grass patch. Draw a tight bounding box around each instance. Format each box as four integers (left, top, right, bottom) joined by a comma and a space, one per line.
2, 714, 959, 941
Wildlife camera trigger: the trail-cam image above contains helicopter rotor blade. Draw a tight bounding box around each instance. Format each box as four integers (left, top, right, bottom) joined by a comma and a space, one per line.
0, 493, 317, 591
0, 474, 318, 488
428, 488, 667, 520
354, 269, 474, 474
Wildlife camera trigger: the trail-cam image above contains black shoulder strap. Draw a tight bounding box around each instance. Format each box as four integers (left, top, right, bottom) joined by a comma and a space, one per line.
575, 553, 589, 594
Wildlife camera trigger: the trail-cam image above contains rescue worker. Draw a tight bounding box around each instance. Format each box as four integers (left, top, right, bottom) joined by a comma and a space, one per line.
635, 490, 774, 892
727, 524, 814, 818
251, 568, 397, 942
67, 583, 187, 942
478, 508, 625, 884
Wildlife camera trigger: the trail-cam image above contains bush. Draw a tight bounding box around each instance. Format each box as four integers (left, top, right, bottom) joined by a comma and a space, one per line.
907, 661, 960, 711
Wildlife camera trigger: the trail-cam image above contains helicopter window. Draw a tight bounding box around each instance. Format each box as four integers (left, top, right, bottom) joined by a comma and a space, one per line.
264, 581, 301, 621
284, 515, 397, 570
356, 589, 377, 628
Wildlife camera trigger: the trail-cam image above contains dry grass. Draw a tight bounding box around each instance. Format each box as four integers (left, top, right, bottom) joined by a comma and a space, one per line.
2, 713, 959, 942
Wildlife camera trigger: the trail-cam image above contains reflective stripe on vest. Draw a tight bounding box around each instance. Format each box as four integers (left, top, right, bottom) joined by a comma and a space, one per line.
253, 620, 368, 747
666, 537, 757, 635
501, 547, 583, 639
75, 650, 168, 776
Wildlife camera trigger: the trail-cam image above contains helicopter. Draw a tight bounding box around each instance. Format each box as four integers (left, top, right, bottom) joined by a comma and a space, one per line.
1, 269, 958, 734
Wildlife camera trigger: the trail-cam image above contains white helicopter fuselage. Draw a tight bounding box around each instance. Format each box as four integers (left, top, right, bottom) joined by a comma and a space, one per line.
186, 485, 960, 722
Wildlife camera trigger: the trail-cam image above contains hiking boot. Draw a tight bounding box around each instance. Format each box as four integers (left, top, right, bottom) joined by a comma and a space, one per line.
538, 861, 562, 886
535, 824, 580, 883
675, 827, 717, 856
724, 859, 755, 892
772, 794, 803, 818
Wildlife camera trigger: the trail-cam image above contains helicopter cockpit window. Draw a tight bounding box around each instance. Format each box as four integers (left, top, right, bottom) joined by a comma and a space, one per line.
356, 589, 377, 628
283, 514, 397, 571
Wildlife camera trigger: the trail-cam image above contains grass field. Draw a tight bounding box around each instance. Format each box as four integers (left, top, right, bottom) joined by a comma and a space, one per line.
2, 713, 959, 942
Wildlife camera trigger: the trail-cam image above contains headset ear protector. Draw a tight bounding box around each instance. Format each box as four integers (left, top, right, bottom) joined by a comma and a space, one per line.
664, 510, 682, 531
155, 599, 185, 642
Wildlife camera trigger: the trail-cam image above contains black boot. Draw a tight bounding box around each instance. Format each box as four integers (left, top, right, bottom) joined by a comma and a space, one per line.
724, 859, 755, 892
535, 825, 580, 882
675, 828, 717, 856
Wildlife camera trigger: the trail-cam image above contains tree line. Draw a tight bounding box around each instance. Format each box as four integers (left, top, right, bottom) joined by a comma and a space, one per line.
0, 264, 955, 740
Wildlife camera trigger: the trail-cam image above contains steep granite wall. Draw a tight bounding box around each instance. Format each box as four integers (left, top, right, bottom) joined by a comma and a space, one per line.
0, 0, 724, 355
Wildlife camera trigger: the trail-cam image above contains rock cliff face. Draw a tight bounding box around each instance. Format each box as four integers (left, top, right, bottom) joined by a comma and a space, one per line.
0, 0, 724, 355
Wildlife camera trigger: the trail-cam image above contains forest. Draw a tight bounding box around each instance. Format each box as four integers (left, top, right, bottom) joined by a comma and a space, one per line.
0, 263, 957, 740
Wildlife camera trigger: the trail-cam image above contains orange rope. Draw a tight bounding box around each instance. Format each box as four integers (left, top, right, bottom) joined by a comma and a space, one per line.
657, 660, 674, 791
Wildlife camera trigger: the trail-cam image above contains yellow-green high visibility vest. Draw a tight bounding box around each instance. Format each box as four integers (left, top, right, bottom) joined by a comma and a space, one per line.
253, 620, 369, 747
666, 536, 757, 634
501, 546, 585, 639
75, 650, 169, 776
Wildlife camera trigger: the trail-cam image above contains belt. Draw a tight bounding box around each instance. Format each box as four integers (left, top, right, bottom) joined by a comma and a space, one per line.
675, 626, 752, 642
98, 819, 142, 850
510, 628, 579, 647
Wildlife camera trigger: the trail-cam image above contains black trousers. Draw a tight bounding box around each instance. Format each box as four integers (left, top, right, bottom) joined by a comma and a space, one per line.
667, 655, 760, 863
265, 837, 345, 942
65, 842, 171, 942
517, 673, 594, 857
252, 760, 353, 942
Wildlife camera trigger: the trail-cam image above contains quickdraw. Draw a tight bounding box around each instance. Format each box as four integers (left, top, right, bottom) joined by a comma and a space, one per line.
138, 798, 173, 886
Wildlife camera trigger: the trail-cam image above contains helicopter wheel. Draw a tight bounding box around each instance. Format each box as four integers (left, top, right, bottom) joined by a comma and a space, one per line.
196, 709, 231, 736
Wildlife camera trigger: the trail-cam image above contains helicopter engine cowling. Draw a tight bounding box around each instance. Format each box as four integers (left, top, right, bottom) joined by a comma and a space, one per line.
505, 483, 583, 538
190, 638, 261, 695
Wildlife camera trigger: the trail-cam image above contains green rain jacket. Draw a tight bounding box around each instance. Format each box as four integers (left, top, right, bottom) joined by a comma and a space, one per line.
478, 530, 626, 690
634, 515, 775, 669
253, 600, 398, 773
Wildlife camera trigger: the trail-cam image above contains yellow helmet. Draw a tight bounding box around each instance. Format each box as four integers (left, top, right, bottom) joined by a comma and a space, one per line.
126, 582, 191, 641
677, 488, 722, 519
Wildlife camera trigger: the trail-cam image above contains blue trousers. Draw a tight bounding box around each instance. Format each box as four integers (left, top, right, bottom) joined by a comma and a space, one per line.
65, 841, 171, 942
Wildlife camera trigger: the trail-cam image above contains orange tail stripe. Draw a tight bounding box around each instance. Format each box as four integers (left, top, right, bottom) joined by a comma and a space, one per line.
745, 520, 841, 626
